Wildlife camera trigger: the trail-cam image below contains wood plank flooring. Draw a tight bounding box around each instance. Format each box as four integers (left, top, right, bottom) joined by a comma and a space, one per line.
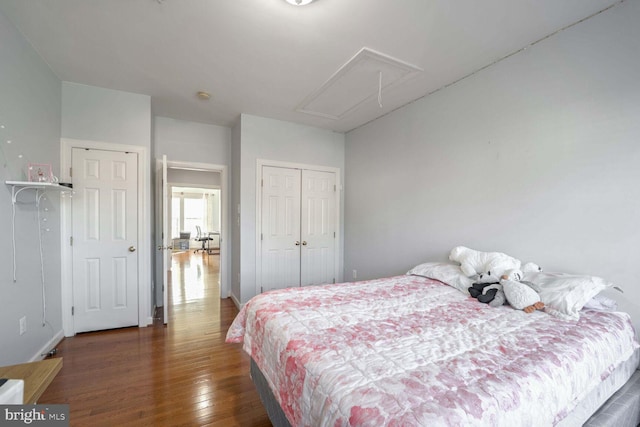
40, 252, 272, 427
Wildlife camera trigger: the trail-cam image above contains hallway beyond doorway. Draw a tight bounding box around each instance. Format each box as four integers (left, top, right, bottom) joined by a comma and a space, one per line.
39, 251, 272, 425
169, 251, 220, 316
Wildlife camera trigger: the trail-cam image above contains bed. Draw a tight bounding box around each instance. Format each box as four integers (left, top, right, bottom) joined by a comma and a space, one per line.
226, 267, 640, 426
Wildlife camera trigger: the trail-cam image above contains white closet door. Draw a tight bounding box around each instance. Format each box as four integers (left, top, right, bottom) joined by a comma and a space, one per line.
261, 166, 301, 292
72, 148, 139, 333
300, 170, 336, 286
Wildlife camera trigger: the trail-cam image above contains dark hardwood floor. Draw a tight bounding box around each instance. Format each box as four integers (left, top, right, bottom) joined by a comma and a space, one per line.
40, 251, 272, 427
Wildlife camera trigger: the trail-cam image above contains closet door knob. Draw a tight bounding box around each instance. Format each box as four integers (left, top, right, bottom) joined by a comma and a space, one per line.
295, 241, 301, 246
129, 246, 137, 252
302, 241, 308, 246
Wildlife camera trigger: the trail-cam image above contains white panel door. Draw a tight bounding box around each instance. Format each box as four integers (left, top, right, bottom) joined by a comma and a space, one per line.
260, 165, 337, 292
155, 155, 169, 324
72, 148, 139, 333
261, 166, 301, 292
161, 155, 168, 324
300, 170, 336, 286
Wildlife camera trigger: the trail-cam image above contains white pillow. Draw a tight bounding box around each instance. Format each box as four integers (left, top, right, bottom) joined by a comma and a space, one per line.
583, 294, 618, 311
407, 262, 473, 294
524, 271, 613, 321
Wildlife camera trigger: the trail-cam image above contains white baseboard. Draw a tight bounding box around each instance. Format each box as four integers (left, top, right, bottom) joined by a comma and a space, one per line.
230, 293, 242, 310
30, 329, 64, 362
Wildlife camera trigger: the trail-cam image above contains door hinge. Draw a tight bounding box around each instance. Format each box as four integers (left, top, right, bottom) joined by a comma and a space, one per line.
334, 184, 336, 192
333, 232, 336, 238
71, 306, 74, 316
333, 278, 336, 284
261, 233, 263, 241
69, 167, 72, 177
260, 286, 263, 293
261, 179, 264, 187
70, 236, 73, 246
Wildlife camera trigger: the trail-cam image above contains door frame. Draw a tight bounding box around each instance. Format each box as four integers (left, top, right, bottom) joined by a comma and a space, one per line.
162, 160, 230, 300
255, 159, 341, 297
60, 138, 150, 337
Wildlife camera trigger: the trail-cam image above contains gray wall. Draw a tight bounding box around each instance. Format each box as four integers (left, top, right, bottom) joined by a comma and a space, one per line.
167, 169, 220, 187
62, 82, 151, 147
61, 82, 153, 323
231, 121, 241, 305
153, 116, 231, 303
0, 11, 62, 364
345, 0, 640, 331
234, 114, 345, 305
154, 117, 230, 165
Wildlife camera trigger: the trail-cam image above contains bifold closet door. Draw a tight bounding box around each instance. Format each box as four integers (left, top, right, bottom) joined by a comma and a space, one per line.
261, 166, 337, 292
261, 166, 302, 291
300, 169, 336, 286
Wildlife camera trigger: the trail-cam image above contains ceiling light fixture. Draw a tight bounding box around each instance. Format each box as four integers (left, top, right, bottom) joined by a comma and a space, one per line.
284, 0, 315, 5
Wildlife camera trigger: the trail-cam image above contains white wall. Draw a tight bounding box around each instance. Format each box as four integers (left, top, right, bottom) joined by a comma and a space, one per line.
0, 10, 62, 364
345, 0, 640, 332
234, 114, 345, 304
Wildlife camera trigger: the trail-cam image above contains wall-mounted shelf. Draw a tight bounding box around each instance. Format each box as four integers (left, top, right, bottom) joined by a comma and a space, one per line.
5, 180, 72, 204
5, 180, 73, 284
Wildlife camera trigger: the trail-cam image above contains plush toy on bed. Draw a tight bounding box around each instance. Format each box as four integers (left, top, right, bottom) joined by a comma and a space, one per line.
468, 263, 544, 310
499, 268, 545, 313
449, 246, 523, 282
468, 281, 504, 307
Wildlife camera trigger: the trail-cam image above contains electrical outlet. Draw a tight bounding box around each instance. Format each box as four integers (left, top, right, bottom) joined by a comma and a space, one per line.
352, 269, 357, 280
19, 316, 27, 335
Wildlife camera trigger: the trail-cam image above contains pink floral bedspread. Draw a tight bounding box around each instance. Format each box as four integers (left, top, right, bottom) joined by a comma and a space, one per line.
226, 275, 639, 427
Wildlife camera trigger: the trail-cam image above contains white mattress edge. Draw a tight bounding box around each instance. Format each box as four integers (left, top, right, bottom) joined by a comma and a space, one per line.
557, 347, 640, 426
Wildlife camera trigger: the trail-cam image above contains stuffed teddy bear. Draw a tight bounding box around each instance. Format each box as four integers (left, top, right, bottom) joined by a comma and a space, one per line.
449, 246, 522, 281
522, 262, 542, 275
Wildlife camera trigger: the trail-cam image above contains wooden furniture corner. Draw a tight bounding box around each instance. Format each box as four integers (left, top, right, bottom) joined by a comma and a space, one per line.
0, 358, 63, 404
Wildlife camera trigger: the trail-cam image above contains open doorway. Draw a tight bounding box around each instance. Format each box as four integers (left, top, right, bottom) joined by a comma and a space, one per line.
169, 185, 221, 255
154, 160, 229, 326
168, 181, 221, 320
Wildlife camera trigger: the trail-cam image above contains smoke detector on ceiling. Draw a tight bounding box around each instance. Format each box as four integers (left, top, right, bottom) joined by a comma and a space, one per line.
196, 91, 211, 101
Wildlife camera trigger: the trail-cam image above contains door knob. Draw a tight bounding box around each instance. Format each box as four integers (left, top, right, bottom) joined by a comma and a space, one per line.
302, 241, 308, 246
129, 246, 137, 252
295, 241, 300, 246
157, 245, 162, 250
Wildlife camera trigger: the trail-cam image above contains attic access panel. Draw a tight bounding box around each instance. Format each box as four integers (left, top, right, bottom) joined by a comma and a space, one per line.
296, 47, 423, 120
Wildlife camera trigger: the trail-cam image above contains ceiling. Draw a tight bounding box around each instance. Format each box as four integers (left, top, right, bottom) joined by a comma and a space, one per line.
0, 0, 622, 133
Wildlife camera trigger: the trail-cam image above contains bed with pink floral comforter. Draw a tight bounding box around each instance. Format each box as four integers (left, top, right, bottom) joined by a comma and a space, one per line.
226, 275, 639, 427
